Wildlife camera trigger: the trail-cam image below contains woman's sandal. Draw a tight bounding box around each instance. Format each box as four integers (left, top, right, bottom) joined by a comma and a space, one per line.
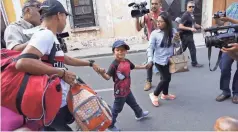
149, 93, 160, 107
161, 94, 176, 100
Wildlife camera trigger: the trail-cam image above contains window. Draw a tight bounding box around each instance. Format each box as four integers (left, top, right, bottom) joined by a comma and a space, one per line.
71, 0, 96, 28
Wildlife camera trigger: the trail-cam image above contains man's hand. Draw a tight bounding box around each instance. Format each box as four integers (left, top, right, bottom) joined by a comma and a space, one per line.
92, 64, 103, 74
221, 43, 238, 53
190, 28, 197, 32
219, 17, 230, 22
172, 33, 180, 43
62, 70, 77, 86
98, 68, 106, 75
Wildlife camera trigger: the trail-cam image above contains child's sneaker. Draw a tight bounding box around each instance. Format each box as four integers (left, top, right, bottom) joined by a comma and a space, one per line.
108, 126, 120, 131
135, 111, 149, 121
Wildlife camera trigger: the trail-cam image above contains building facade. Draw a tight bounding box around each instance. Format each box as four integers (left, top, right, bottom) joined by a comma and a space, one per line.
1, 0, 237, 50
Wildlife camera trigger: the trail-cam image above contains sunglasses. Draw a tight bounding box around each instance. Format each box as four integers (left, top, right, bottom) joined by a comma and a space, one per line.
188, 6, 195, 8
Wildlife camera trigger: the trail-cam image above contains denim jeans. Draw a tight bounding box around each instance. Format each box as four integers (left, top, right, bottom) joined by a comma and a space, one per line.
219, 53, 238, 96
110, 92, 143, 127
44, 105, 74, 131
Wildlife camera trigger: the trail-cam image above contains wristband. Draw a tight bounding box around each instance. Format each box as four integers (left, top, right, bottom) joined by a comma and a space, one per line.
60, 69, 65, 79
89, 60, 95, 67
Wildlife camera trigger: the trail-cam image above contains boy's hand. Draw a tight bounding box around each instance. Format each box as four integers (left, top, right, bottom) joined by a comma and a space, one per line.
98, 68, 106, 75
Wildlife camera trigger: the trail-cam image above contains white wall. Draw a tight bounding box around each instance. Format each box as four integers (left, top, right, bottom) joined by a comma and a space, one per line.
201, 0, 213, 28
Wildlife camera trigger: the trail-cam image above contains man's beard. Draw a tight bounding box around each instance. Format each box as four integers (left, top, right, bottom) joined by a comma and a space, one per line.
151, 8, 158, 12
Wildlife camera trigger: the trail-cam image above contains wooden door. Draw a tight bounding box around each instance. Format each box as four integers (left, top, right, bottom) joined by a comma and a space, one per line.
212, 0, 226, 25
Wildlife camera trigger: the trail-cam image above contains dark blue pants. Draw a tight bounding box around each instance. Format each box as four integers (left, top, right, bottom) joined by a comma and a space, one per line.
219, 53, 238, 96
44, 105, 74, 131
110, 92, 143, 127
180, 34, 198, 65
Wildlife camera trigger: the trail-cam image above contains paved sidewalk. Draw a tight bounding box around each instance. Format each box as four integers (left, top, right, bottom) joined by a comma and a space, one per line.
66, 33, 205, 58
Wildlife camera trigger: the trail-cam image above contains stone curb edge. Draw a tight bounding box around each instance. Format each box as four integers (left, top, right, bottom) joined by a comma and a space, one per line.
76, 44, 206, 59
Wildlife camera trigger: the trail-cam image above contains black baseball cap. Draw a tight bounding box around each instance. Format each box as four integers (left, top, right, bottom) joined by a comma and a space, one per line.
112, 40, 130, 51
40, 0, 70, 17
22, 0, 41, 12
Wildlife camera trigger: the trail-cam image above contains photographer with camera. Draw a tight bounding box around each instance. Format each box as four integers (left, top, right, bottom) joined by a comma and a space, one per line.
178, 1, 203, 68
214, 2, 238, 104
134, 0, 162, 91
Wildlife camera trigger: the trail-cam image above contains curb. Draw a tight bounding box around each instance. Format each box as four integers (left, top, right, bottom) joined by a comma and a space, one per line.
75, 44, 206, 59
77, 49, 147, 59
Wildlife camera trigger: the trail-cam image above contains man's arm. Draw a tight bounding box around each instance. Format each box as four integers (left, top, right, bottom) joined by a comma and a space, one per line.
64, 55, 91, 66
4, 25, 28, 51
194, 23, 202, 29
179, 23, 196, 31
135, 16, 145, 31
64, 55, 101, 73
15, 45, 64, 76
16, 29, 77, 86
178, 14, 196, 31
220, 17, 238, 24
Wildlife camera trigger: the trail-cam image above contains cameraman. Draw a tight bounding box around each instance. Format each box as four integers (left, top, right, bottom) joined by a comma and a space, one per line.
215, 2, 238, 104
135, 0, 162, 91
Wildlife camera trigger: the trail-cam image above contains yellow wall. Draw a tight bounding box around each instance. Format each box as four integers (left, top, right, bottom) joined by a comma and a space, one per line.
2, 0, 16, 23
20, 0, 45, 6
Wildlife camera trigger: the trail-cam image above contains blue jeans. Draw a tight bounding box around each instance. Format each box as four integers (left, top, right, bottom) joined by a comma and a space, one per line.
219, 53, 238, 96
110, 92, 143, 127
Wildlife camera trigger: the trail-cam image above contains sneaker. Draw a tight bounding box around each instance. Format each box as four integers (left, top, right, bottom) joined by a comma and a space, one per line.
108, 126, 120, 131
161, 94, 176, 100
135, 111, 150, 121
144, 81, 152, 91
192, 63, 203, 68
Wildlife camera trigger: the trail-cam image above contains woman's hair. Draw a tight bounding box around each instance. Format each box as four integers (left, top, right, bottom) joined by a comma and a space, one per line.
159, 11, 173, 48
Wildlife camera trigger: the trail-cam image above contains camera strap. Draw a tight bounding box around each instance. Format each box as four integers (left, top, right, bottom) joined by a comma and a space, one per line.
208, 47, 222, 71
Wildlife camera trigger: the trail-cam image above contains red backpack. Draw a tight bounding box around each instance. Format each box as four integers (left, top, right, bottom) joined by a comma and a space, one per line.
1, 45, 62, 127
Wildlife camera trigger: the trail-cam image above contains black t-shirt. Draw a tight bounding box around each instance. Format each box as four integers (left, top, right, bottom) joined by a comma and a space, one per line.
107, 59, 135, 97
180, 11, 195, 35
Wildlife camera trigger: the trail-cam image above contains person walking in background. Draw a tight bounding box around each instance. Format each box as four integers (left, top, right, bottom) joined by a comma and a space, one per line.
135, 0, 163, 91
178, 1, 203, 68
147, 12, 180, 107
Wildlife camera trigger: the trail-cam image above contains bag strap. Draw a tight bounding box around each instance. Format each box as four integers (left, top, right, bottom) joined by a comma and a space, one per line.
47, 43, 57, 65
1, 53, 40, 72
208, 46, 222, 71
16, 73, 30, 124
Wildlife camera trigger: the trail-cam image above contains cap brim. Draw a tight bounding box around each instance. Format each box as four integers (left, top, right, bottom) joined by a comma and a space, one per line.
65, 11, 71, 16
115, 44, 130, 50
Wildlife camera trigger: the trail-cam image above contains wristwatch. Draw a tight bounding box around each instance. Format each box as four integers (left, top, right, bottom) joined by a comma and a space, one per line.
89, 60, 95, 67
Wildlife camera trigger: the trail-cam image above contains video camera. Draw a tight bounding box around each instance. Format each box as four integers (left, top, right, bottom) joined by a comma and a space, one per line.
204, 24, 238, 71
128, 1, 150, 18
204, 24, 238, 49
213, 11, 226, 18
56, 32, 69, 53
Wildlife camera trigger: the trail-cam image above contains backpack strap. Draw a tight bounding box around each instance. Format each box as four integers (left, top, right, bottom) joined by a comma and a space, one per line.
46, 43, 57, 65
